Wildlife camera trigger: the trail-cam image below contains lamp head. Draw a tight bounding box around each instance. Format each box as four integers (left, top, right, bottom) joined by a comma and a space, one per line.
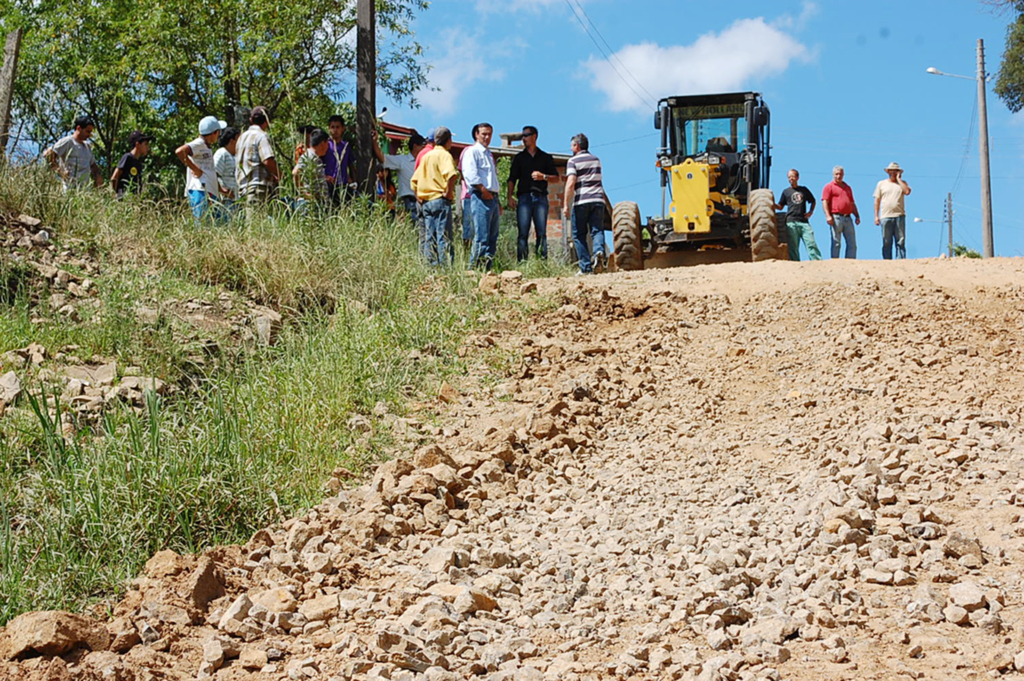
913, 217, 924, 222
926, 67, 941, 75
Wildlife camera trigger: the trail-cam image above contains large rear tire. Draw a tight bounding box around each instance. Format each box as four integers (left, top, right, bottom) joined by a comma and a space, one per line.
612, 201, 643, 271
749, 189, 779, 262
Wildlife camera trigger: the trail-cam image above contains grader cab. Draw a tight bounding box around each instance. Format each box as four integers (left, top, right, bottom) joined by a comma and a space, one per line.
612, 92, 783, 269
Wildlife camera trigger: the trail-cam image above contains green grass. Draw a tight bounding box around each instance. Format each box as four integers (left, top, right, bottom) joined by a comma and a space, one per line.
0, 165, 570, 624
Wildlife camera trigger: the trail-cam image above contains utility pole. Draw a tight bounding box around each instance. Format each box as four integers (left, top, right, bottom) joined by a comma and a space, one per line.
0, 29, 24, 161
947, 192, 954, 258
356, 0, 376, 198
977, 38, 994, 258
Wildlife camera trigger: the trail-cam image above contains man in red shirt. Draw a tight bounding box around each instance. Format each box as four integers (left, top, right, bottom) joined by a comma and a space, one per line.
821, 165, 860, 259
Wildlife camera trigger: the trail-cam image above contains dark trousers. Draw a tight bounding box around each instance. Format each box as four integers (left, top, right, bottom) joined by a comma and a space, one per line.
516, 193, 548, 261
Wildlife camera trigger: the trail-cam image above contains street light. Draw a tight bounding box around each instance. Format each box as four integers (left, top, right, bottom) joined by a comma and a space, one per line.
925, 38, 994, 258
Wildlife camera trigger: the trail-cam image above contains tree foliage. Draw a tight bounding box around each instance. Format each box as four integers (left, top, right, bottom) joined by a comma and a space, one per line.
953, 243, 983, 258
2, 0, 428, 172
986, 0, 1024, 112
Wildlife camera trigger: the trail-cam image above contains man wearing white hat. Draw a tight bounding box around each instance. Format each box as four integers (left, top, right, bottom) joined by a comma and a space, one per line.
176, 115, 227, 222
873, 162, 912, 259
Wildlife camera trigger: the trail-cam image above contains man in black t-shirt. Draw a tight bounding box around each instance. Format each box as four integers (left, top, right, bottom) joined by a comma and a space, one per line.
507, 126, 559, 261
774, 168, 822, 261
110, 131, 153, 197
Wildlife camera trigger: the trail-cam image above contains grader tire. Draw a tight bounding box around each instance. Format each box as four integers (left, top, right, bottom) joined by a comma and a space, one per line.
612, 201, 643, 271
749, 189, 779, 262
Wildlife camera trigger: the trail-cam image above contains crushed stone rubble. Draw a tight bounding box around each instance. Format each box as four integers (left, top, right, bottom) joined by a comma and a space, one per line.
3, 263, 1024, 681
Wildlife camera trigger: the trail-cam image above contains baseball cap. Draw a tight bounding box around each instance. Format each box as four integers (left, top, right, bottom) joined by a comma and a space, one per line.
199, 116, 227, 136
127, 131, 154, 148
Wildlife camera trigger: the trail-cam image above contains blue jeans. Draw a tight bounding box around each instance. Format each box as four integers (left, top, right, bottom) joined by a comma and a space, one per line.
461, 196, 474, 242
881, 216, 906, 259
830, 214, 857, 259
516, 193, 549, 261
400, 195, 418, 219
572, 202, 606, 273
421, 198, 452, 267
469, 193, 500, 269
188, 190, 211, 222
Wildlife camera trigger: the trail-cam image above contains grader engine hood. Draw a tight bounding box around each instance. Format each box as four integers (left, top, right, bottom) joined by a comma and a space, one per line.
669, 158, 715, 234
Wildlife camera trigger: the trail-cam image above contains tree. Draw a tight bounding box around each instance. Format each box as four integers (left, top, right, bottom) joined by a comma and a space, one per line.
3, 0, 428, 173
953, 243, 982, 258
986, 0, 1024, 112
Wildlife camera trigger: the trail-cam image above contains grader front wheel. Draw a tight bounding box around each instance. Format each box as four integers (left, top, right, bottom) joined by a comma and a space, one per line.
749, 189, 779, 262
612, 201, 643, 271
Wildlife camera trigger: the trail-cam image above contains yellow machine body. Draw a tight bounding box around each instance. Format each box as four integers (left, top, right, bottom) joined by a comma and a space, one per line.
668, 158, 746, 234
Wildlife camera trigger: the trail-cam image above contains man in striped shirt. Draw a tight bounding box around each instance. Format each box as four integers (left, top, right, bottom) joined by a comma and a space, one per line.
563, 133, 607, 274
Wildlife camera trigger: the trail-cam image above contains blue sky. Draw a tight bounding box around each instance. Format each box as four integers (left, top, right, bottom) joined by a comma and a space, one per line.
378, 1, 1023, 259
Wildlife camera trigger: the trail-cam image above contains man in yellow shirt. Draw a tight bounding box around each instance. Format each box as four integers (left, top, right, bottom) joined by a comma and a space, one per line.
411, 126, 458, 266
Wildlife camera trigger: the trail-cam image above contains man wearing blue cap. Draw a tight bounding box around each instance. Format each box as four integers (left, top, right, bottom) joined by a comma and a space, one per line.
176, 115, 226, 222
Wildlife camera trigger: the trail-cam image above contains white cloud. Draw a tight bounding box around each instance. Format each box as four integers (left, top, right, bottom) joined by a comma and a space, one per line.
419, 30, 504, 116
585, 16, 810, 113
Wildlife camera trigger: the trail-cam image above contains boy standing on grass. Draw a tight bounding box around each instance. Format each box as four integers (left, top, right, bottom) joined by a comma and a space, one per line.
292, 128, 331, 211
324, 115, 356, 204
177, 115, 226, 222
110, 130, 153, 198
43, 115, 104, 190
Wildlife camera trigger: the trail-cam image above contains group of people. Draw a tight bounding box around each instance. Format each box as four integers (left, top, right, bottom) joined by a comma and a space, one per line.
50, 111, 921, 268
396, 122, 608, 274
42, 108, 358, 222
776, 162, 913, 261
41, 111, 612, 274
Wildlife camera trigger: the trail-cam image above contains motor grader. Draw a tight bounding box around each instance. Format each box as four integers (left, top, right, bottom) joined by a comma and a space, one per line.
612, 91, 783, 269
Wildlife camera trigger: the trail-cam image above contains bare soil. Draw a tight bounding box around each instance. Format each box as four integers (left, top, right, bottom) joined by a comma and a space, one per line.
5, 257, 1024, 681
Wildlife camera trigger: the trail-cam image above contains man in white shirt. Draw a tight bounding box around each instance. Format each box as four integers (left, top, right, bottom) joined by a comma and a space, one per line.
873, 162, 912, 259
462, 122, 500, 270
43, 116, 103, 190
375, 131, 426, 220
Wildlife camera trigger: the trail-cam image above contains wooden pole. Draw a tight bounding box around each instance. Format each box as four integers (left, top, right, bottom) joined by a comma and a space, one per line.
947, 192, 953, 258
356, 0, 376, 197
0, 29, 24, 161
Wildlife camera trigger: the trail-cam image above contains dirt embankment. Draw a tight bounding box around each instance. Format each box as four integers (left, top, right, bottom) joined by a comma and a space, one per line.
4, 257, 1024, 681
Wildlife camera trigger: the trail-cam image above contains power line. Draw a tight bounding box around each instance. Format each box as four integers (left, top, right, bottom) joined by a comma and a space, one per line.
950, 93, 977, 199
569, 0, 660, 105
562, 0, 657, 111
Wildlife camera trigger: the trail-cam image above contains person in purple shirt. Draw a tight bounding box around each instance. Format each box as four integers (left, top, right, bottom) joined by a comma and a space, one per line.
324, 115, 356, 204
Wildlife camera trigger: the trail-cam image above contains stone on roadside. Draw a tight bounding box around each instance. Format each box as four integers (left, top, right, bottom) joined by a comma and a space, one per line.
424, 546, 456, 573
437, 382, 459, 404
298, 594, 339, 622
949, 582, 987, 612
453, 587, 497, 615
106, 617, 140, 654
0, 611, 110, 660
251, 587, 298, 614
240, 647, 269, 670
0, 371, 21, 404
478, 273, 500, 294
944, 531, 983, 562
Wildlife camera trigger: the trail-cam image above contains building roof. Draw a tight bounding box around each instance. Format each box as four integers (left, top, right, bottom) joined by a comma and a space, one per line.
381, 121, 572, 163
